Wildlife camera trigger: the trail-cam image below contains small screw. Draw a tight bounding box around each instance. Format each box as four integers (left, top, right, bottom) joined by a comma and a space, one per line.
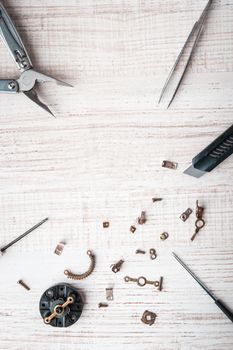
135, 249, 146, 254
152, 198, 163, 203
103, 222, 110, 228
17, 279, 30, 291
8, 81, 16, 90
98, 303, 108, 308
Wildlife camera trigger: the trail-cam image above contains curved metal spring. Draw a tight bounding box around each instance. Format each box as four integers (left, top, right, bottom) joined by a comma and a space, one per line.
64, 250, 95, 280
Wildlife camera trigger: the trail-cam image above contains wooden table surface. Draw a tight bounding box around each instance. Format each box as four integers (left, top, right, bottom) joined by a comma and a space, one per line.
0, 0, 232, 349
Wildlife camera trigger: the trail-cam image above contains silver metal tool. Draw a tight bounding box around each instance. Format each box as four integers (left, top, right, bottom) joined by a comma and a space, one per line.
172, 252, 233, 323
158, 0, 213, 108
0, 2, 72, 116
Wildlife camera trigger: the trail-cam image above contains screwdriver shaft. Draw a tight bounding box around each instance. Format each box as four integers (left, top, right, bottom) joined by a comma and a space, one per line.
0, 218, 48, 253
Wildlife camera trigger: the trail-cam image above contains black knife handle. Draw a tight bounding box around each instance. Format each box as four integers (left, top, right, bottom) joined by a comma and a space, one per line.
215, 299, 233, 323
192, 124, 233, 173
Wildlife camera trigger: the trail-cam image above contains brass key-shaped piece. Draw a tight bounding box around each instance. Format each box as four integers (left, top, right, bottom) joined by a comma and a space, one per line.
124, 276, 163, 291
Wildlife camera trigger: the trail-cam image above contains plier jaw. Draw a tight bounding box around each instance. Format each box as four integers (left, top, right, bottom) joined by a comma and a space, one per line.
0, 1, 72, 116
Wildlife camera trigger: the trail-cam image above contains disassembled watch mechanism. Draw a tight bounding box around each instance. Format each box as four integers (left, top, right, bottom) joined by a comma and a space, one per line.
39, 283, 83, 328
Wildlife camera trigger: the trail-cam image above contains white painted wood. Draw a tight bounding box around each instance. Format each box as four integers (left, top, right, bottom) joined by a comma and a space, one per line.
0, 0, 232, 349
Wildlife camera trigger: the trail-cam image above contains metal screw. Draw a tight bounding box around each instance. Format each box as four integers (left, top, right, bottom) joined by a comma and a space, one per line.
98, 303, 108, 308
152, 198, 163, 203
135, 249, 146, 254
8, 81, 16, 90
17, 279, 30, 291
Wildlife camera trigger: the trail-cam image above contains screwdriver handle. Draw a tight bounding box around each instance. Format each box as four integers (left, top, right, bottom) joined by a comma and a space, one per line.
215, 299, 233, 323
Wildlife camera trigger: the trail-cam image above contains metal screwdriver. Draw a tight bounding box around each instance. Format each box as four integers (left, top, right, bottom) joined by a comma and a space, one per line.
0, 218, 49, 254
172, 252, 233, 323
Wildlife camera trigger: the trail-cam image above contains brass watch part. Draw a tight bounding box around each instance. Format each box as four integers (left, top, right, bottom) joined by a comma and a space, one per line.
44, 296, 74, 324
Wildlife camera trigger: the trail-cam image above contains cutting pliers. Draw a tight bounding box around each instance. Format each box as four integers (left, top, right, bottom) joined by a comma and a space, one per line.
0, 2, 72, 116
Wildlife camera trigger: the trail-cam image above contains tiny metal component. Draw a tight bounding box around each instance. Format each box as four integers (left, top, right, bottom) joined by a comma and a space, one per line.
162, 160, 178, 170
158, 277, 163, 291
160, 232, 169, 241
111, 259, 124, 273
103, 222, 110, 228
0, 218, 48, 254
136, 249, 146, 255
130, 226, 136, 233
40, 283, 83, 327
141, 310, 157, 326
180, 208, 193, 222
44, 296, 74, 324
106, 288, 113, 301
54, 242, 65, 256
152, 198, 163, 203
191, 200, 205, 241
149, 248, 157, 260
138, 211, 146, 225
196, 200, 204, 219
17, 279, 30, 291
98, 303, 108, 308
64, 250, 95, 280
124, 276, 162, 291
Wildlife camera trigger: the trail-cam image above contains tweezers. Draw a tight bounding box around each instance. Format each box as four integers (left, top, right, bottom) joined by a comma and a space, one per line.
158, 0, 213, 108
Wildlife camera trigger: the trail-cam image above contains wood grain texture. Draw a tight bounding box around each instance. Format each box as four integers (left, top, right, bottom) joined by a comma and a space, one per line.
0, 0, 232, 349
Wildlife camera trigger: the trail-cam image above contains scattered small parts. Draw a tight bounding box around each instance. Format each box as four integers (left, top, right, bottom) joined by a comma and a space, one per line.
135, 249, 146, 255
141, 310, 157, 326
106, 288, 113, 301
130, 225, 136, 233
64, 250, 95, 280
17, 279, 30, 291
54, 242, 65, 256
162, 160, 178, 170
149, 248, 157, 260
180, 208, 193, 222
152, 198, 163, 203
191, 200, 205, 241
124, 276, 163, 291
111, 259, 124, 273
138, 211, 146, 225
160, 232, 169, 240
103, 222, 110, 228
98, 303, 108, 308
